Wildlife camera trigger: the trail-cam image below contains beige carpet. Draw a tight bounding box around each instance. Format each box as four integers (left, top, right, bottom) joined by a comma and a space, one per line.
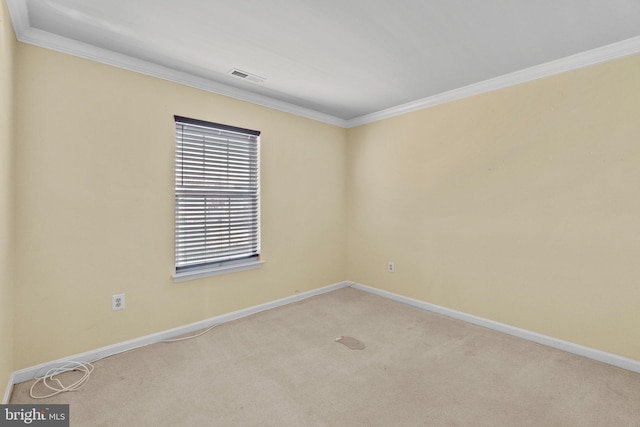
10, 287, 640, 426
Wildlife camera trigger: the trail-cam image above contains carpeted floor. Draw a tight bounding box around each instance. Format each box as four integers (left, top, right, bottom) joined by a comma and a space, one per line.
10, 287, 640, 426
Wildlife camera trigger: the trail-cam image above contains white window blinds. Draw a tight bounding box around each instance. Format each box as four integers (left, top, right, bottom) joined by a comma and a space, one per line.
175, 116, 260, 271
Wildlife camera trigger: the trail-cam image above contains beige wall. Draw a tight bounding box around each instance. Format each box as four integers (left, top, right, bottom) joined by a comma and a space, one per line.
12, 44, 347, 368
347, 54, 640, 360
0, 0, 16, 394
6, 20, 640, 374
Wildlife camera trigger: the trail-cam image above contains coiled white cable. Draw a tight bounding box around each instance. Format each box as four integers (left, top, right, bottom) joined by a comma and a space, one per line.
30, 361, 94, 399
28, 325, 217, 399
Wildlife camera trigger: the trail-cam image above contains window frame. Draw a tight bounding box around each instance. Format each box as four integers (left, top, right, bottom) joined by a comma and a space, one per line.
173, 115, 262, 282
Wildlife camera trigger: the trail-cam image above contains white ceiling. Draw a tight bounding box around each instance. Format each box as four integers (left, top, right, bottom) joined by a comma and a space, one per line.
7, 0, 640, 127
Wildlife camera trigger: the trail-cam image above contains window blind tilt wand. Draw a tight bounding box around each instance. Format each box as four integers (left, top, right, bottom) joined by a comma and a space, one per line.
174, 116, 260, 272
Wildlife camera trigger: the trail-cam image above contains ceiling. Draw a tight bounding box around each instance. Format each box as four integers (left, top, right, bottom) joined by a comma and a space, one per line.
7, 0, 640, 127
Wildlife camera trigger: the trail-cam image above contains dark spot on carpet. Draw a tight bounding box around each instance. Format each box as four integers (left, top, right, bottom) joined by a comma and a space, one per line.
335, 336, 365, 350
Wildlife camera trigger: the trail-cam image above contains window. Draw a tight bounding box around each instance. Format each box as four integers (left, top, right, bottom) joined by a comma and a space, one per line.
174, 115, 261, 281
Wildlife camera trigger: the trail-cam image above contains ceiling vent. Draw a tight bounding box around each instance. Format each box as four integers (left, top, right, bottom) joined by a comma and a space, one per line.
228, 68, 265, 83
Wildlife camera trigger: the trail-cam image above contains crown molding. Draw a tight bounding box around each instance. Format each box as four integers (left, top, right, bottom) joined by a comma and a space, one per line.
7, 0, 640, 129
345, 35, 640, 128
5, 0, 348, 128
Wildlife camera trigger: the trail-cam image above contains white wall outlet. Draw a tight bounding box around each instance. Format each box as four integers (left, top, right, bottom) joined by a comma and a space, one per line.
388, 261, 395, 273
112, 293, 126, 311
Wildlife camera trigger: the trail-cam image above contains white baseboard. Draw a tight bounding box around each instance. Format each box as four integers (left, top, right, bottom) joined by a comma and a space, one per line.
10, 281, 351, 386
2, 372, 14, 404
350, 282, 640, 374
9, 279, 638, 396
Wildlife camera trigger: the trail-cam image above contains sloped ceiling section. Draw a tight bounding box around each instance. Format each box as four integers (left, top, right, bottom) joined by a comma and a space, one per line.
7, 0, 640, 127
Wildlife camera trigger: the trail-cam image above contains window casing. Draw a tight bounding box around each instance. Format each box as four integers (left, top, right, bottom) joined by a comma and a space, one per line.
174, 116, 260, 280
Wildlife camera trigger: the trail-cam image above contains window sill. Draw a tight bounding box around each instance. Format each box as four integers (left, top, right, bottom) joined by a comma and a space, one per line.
173, 259, 264, 283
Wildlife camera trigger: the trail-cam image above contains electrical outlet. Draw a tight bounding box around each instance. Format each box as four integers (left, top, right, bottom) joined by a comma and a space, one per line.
112, 294, 125, 311
388, 261, 395, 273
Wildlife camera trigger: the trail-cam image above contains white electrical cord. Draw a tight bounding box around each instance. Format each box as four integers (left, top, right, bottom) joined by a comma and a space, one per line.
160, 324, 219, 343
28, 325, 218, 399
30, 361, 94, 399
